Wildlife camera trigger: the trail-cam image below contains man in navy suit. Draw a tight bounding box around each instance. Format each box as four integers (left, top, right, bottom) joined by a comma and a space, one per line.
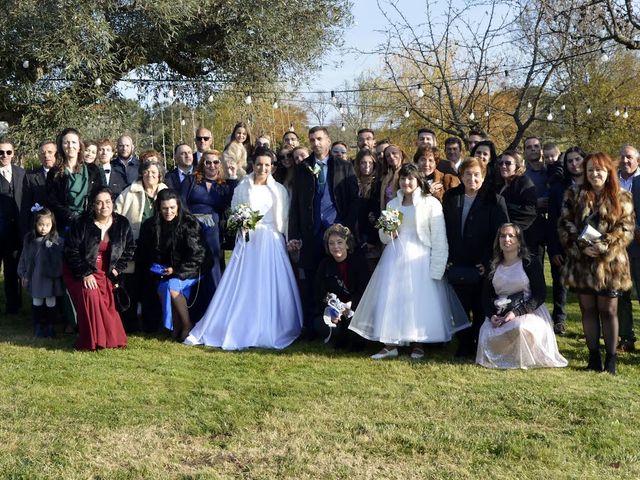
165, 144, 194, 190
0, 138, 25, 314
21, 140, 56, 234
288, 126, 359, 336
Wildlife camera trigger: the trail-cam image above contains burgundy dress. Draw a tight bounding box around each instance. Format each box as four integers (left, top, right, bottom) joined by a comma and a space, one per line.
65, 239, 127, 350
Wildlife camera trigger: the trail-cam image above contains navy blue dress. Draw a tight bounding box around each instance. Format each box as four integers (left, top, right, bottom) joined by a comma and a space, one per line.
181, 176, 237, 284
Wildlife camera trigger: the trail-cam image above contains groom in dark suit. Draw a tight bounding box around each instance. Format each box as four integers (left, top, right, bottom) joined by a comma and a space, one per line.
288, 126, 359, 336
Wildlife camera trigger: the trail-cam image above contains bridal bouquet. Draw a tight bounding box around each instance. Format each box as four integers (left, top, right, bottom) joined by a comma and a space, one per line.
227, 204, 263, 242
375, 208, 403, 236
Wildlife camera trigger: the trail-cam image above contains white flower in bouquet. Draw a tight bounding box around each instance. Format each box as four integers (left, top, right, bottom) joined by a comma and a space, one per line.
375, 208, 403, 235
227, 204, 264, 242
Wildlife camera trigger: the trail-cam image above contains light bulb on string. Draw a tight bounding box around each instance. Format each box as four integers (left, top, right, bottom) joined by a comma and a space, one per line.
244, 95, 252, 105
404, 107, 410, 118
180, 119, 186, 126
560, 104, 566, 111
527, 100, 532, 109
331, 90, 337, 103
340, 123, 346, 132
339, 103, 345, 115
416, 84, 425, 98
435, 118, 441, 125
586, 106, 592, 115
95, 77, 102, 87
272, 99, 279, 109
484, 109, 490, 118
546, 111, 553, 121
623, 108, 629, 119
207, 95, 214, 103
22, 60, 29, 69
168, 89, 175, 99
468, 111, 475, 121
615, 107, 621, 117
289, 123, 295, 132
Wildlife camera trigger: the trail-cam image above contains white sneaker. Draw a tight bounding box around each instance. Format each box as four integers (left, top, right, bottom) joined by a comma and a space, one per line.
370, 347, 399, 360
410, 348, 425, 360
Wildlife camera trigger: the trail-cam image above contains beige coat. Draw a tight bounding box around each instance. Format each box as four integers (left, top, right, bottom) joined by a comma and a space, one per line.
115, 181, 168, 240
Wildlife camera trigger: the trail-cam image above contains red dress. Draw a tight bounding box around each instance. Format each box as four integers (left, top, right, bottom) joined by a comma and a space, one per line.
64, 239, 127, 350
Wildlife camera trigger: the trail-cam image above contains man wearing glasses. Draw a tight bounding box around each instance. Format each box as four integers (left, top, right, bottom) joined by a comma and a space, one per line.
0, 139, 25, 314
194, 128, 213, 166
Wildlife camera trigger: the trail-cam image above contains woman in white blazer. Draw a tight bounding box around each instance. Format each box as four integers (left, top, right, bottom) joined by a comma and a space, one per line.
349, 164, 469, 360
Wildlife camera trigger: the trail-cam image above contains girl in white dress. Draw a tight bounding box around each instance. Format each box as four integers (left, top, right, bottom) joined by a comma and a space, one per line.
183, 148, 303, 350
476, 223, 568, 369
349, 164, 470, 359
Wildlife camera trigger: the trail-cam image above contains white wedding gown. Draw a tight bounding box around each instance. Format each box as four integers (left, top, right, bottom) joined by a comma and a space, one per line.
349, 204, 470, 345
476, 260, 568, 369
184, 185, 303, 350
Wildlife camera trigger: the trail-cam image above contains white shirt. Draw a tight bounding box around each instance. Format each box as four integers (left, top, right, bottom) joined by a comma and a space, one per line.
0, 165, 12, 183
178, 167, 193, 183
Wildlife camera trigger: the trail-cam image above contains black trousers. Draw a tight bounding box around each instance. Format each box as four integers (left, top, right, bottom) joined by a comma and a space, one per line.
453, 282, 484, 353
0, 243, 21, 313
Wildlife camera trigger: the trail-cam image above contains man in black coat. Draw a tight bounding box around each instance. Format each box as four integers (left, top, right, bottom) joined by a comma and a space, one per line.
288, 126, 359, 336
0, 139, 25, 314
21, 140, 56, 234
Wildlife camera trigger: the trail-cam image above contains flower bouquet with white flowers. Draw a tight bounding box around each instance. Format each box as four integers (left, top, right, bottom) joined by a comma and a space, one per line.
375, 208, 403, 237
227, 203, 264, 242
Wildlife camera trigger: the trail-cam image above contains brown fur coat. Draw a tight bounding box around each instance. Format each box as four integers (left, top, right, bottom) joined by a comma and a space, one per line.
558, 185, 634, 292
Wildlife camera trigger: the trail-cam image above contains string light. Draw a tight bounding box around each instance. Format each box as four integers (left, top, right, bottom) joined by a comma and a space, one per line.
331, 90, 337, 103
168, 89, 175, 99
586, 106, 592, 115
416, 84, 425, 98
600, 48, 609, 62
484, 109, 490, 117
340, 122, 346, 132
546, 111, 553, 121
615, 107, 620, 117
339, 103, 345, 114
180, 119, 186, 126
289, 123, 295, 131
272, 99, 279, 109
207, 95, 214, 103
527, 100, 532, 109
22, 60, 29, 68
468, 111, 475, 121
560, 104, 566, 111
95, 78, 102, 87
623, 107, 629, 119
404, 107, 410, 118
244, 95, 252, 105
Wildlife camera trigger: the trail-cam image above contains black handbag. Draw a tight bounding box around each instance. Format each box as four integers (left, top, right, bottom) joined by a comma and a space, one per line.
446, 265, 482, 285
112, 283, 131, 312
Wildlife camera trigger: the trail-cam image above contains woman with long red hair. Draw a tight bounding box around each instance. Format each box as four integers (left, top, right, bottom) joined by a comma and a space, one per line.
558, 152, 635, 374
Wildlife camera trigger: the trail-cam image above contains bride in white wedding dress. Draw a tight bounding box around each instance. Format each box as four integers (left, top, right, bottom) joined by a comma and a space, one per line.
183, 148, 302, 350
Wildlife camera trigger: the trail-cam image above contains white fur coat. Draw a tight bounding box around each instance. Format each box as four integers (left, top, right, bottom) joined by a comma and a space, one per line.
379, 188, 448, 280
231, 173, 289, 236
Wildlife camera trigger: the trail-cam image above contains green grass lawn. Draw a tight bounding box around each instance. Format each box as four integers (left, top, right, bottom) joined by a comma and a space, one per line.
1, 269, 640, 479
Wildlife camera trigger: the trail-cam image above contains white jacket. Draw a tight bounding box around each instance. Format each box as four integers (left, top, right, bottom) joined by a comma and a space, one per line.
115, 181, 168, 240
379, 187, 448, 280
231, 173, 289, 237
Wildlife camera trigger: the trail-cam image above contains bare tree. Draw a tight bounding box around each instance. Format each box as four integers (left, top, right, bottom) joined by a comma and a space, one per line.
365, 0, 597, 151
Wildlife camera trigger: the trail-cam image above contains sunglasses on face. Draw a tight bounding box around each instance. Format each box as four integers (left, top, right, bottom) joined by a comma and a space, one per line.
0, 150, 13, 156
204, 159, 220, 166
498, 160, 513, 167
196, 136, 211, 141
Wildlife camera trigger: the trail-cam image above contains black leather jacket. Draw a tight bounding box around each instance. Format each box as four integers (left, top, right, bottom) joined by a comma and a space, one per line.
64, 212, 135, 279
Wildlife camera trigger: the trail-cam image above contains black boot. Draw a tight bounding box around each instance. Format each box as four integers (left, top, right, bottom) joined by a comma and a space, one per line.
604, 352, 617, 375
45, 306, 57, 338
32, 305, 46, 338
586, 348, 602, 372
